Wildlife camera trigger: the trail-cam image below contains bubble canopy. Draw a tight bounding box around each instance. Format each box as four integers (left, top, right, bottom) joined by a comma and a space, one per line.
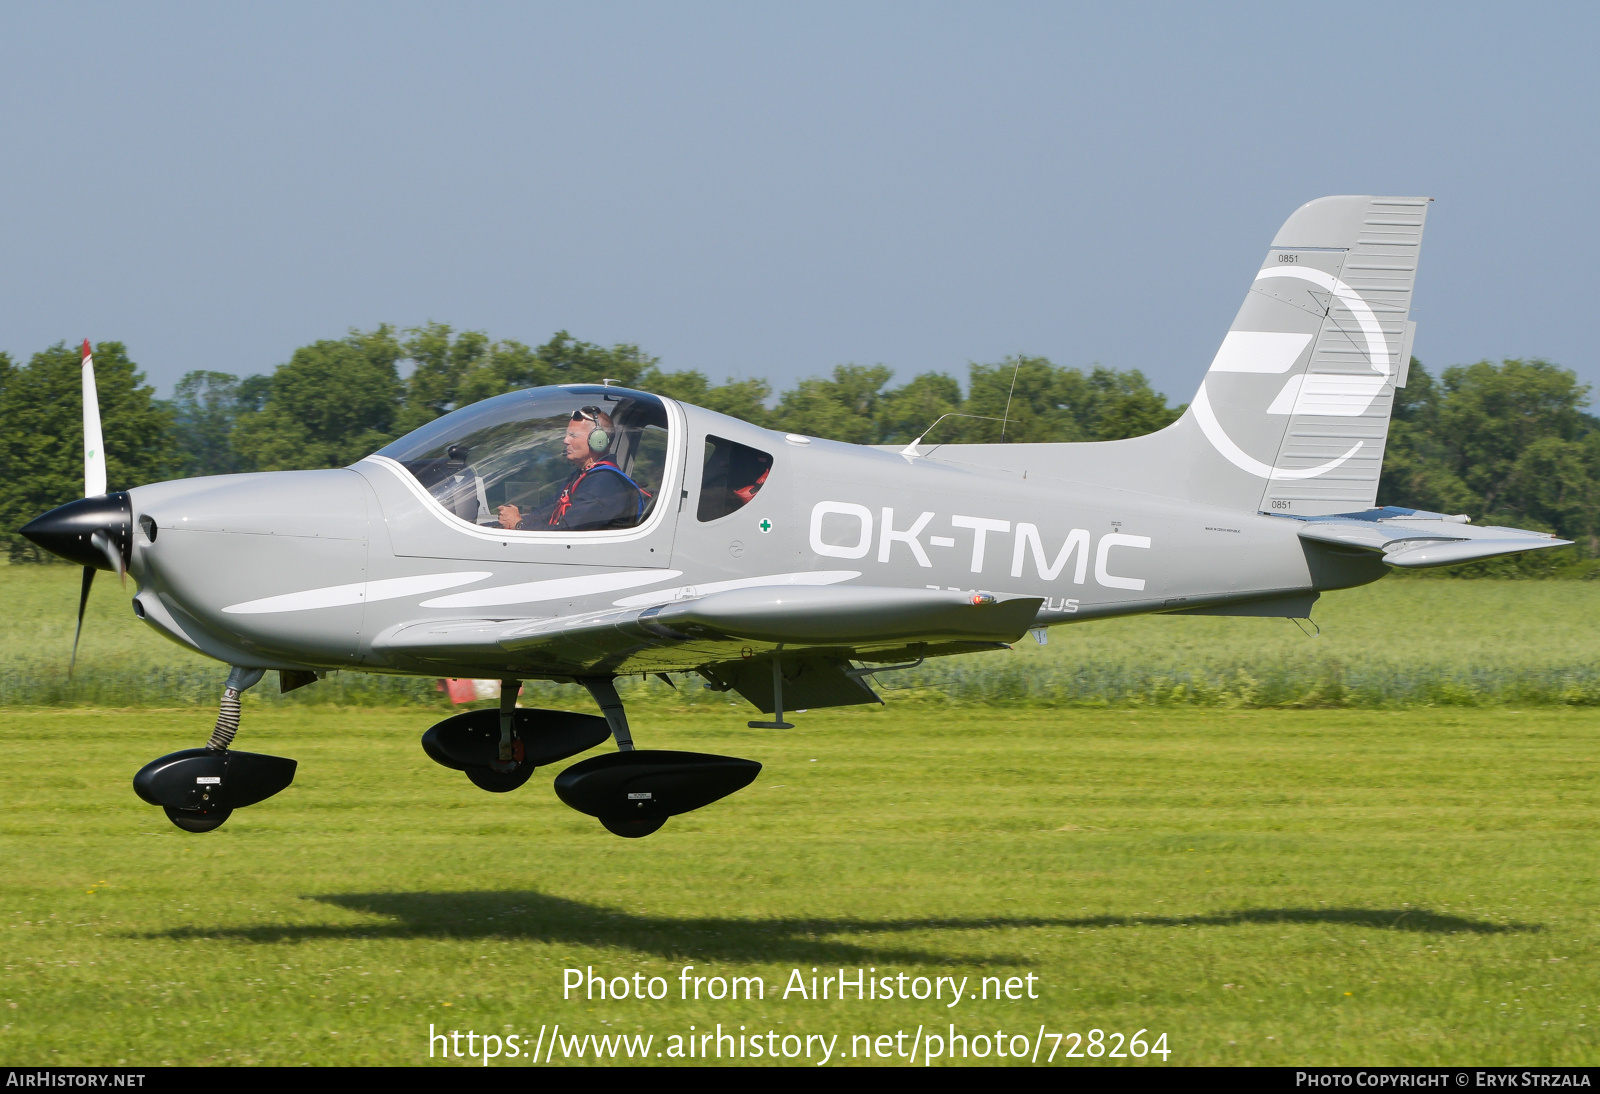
373, 386, 673, 532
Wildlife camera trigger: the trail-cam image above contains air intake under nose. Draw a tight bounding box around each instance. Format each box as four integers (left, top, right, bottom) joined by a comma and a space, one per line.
19, 491, 133, 571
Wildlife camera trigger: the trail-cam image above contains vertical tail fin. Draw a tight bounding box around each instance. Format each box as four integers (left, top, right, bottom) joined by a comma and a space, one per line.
1186, 195, 1429, 514
919, 196, 1430, 515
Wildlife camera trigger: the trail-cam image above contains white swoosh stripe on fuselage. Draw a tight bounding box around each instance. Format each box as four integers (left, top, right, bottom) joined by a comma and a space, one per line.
611, 570, 862, 608
421, 569, 684, 609
223, 572, 493, 615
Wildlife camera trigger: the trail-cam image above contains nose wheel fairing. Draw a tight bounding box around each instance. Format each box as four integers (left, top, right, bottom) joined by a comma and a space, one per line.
134, 747, 297, 832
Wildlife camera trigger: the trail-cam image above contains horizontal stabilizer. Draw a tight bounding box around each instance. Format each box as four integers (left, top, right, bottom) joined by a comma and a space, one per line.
1290, 507, 1569, 569
1381, 537, 1569, 569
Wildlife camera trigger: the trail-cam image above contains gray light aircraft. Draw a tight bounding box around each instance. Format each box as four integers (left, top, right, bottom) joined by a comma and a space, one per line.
22, 195, 1568, 837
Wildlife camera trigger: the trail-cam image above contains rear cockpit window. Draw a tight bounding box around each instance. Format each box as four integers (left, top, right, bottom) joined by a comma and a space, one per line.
698, 436, 773, 522
375, 387, 668, 532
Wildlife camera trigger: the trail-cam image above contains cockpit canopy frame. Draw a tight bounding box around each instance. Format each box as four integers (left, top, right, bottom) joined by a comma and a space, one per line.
372, 385, 684, 541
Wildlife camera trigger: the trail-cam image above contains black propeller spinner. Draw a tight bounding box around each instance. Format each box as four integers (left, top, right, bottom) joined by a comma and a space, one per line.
20, 491, 133, 675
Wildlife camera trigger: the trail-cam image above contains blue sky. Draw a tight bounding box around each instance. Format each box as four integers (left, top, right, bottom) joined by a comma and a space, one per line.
2, 2, 1596, 404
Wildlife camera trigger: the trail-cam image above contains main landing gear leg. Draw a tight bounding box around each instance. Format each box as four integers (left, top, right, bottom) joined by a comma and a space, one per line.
555, 676, 762, 839
460, 680, 535, 792
492, 680, 522, 769
580, 676, 635, 751
575, 676, 660, 836
132, 666, 297, 833
420, 687, 608, 792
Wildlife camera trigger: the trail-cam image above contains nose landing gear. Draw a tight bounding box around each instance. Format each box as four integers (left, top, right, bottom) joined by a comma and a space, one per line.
133, 747, 297, 832
132, 667, 298, 833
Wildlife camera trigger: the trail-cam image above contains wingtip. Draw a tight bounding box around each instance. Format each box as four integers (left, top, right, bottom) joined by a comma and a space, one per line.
81, 338, 92, 360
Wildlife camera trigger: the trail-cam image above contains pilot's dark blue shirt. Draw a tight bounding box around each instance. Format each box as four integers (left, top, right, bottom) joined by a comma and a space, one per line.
524, 459, 641, 531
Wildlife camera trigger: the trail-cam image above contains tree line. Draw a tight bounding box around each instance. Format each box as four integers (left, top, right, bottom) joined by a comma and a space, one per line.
1, 323, 1595, 568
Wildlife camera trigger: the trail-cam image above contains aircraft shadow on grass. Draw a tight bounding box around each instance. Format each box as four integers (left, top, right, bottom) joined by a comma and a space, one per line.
149, 892, 1537, 962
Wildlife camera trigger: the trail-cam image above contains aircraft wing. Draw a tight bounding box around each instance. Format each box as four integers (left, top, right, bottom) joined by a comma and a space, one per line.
370, 585, 1044, 678
1292, 508, 1570, 568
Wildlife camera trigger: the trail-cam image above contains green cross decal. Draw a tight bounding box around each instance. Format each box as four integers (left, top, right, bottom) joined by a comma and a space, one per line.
758, 518, 772, 533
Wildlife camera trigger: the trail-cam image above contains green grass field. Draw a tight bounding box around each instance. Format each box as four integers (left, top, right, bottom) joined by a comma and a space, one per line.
1, 705, 1596, 1066
2, 567, 1598, 1066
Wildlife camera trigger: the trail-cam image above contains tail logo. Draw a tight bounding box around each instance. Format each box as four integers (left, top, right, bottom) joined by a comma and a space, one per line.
1195, 267, 1392, 481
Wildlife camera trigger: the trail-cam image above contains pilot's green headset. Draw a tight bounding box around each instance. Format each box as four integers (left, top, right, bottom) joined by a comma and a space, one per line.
574, 406, 611, 453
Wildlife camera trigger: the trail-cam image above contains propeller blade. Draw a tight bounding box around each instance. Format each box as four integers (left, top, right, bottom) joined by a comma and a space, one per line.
90, 529, 126, 587
69, 565, 94, 679
81, 339, 107, 498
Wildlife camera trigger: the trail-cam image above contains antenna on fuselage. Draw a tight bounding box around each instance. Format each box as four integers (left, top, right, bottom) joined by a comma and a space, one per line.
1000, 357, 1022, 443
898, 412, 1014, 458
901, 359, 1026, 457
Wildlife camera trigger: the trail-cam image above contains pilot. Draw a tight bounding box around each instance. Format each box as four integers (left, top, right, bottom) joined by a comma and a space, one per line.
497, 406, 646, 531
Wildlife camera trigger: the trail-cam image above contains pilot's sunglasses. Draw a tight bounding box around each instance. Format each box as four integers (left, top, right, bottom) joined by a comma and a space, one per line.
571, 407, 603, 423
